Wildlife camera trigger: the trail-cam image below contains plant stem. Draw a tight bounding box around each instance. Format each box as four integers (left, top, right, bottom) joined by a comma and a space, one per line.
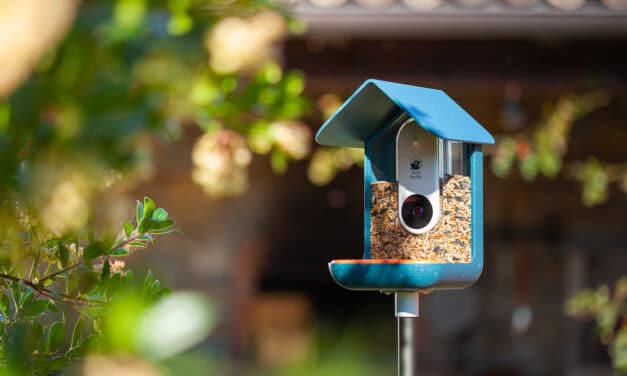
39, 232, 142, 284
38, 263, 81, 284
0, 273, 103, 306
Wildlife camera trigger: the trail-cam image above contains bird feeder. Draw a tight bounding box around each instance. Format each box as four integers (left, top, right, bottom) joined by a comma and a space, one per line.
316, 79, 494, 293
316, 79, 494, 375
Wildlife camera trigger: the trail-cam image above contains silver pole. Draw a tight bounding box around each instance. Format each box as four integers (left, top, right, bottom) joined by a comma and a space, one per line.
395, 293, 419, 376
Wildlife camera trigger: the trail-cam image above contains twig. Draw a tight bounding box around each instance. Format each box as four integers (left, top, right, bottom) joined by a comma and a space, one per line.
38, 263, 81, 284
39, 232, 142, 284
0, 273, 104, 307
0, 273, 21, 284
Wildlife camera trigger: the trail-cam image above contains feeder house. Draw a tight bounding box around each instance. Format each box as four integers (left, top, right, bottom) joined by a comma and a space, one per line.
316, 79, 495, 292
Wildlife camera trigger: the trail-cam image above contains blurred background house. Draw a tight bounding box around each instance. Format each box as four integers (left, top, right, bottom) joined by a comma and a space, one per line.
125, 1, 627, 375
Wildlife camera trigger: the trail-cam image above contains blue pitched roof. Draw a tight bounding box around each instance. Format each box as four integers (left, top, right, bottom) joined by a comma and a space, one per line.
315, 79, 495, 147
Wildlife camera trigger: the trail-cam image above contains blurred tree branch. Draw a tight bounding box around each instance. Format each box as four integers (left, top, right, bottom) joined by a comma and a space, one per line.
491, 90, 626, 206
565, 277, 627, 372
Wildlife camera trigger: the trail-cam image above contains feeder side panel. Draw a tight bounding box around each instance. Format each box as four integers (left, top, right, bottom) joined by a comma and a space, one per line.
363, 149, 374, 259
469, 144, 484, 276
363, 122, 399, 258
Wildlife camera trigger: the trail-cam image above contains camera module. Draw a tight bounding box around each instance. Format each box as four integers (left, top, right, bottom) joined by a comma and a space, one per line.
401, 194, 433, 230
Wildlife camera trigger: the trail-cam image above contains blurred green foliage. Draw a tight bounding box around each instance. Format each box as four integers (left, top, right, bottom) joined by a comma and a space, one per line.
306, 93, 364, 186
491, 91, 627, 207
0, 198, 217, 375
1, 0, 310, 374
271, 326, 395, 376
565, 277, 627, 372
1, 0, 310, 204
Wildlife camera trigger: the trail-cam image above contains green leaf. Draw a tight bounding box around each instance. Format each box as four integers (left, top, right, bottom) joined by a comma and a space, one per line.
109, 248, 129, 256
519, 154, 538, 181
19, 288, 35, 309
48, 321, 65, 353
72, 315, 85, 348
128, 241, 148, 248
83, 241, 106, 261
123, 221, 133, 238
0, 102, 10, 133
114, 0, 147, 31
78, 271, 99, 294
48, 300, 58, 312
144, 269, 154, 284
143, 197, 156, 220
81, 333, 99, 353
102, 260, 111, 280
538, 152, 561, 178
123, 270, 134, 285
106, 274, 123, 297
151, 227, 181, 235
0, 293, 10, 318
46, 357, 70, 372
149, 219, 174, 231
167, 12, 193, 36
58, 243, 69, 269
153, 208, 168, 221
67, 271, 80, 296
65, 346, 81, 359
136, 200, 144, 223
31, 320, 44, 346
271, 149, 288, 174
22, 300, 49, 319
613, 326, 627, 372
138, 217, 150, 234
11, 280, 19, 309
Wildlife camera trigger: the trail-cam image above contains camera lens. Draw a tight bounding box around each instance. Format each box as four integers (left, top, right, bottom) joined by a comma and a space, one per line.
401, 194, 433, 229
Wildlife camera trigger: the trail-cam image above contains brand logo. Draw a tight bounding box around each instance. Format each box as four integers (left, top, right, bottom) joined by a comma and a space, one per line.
410, 159, 422, 178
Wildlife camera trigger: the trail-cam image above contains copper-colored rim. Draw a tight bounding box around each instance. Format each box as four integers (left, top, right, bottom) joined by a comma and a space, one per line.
330, 259, 439, 264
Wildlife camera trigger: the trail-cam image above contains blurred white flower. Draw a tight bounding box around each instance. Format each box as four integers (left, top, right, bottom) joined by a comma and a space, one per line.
269, 120, 312, 160
317, 93, 343, 120
138, 292, 216, 360
205, 10, 286, 74
248, 10, 287, 42
602, 0, 627, 10
110, 259, 126, 273
309, 0, 348, 8
402, 0, 442, 9
547, 0, 585, 10
354, 0, 395, 7
0, 0, 78, 96
192, 129, 253, 196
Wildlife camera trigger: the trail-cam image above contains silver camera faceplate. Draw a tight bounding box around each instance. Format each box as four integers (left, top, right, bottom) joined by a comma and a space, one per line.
396, 119, 440, 234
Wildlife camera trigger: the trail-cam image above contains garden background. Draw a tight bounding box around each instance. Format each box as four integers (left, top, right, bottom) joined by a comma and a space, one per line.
0, 0, 626, 375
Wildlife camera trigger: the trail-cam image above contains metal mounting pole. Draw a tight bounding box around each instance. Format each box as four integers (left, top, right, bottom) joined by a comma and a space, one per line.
395, 292, 419, 376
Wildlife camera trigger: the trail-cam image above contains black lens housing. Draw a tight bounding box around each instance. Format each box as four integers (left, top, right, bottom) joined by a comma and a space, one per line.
401, 194, 433, 230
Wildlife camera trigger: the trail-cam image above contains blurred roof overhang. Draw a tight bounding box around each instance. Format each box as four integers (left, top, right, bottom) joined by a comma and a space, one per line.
290, 0, 627, 39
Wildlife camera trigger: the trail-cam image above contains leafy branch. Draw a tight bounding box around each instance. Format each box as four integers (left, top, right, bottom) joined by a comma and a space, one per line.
565, 277, 627, 372
38, 197, 177, 286
491, 90, 626, 206
0, 272, 99, 308
0, 197, 177, 374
